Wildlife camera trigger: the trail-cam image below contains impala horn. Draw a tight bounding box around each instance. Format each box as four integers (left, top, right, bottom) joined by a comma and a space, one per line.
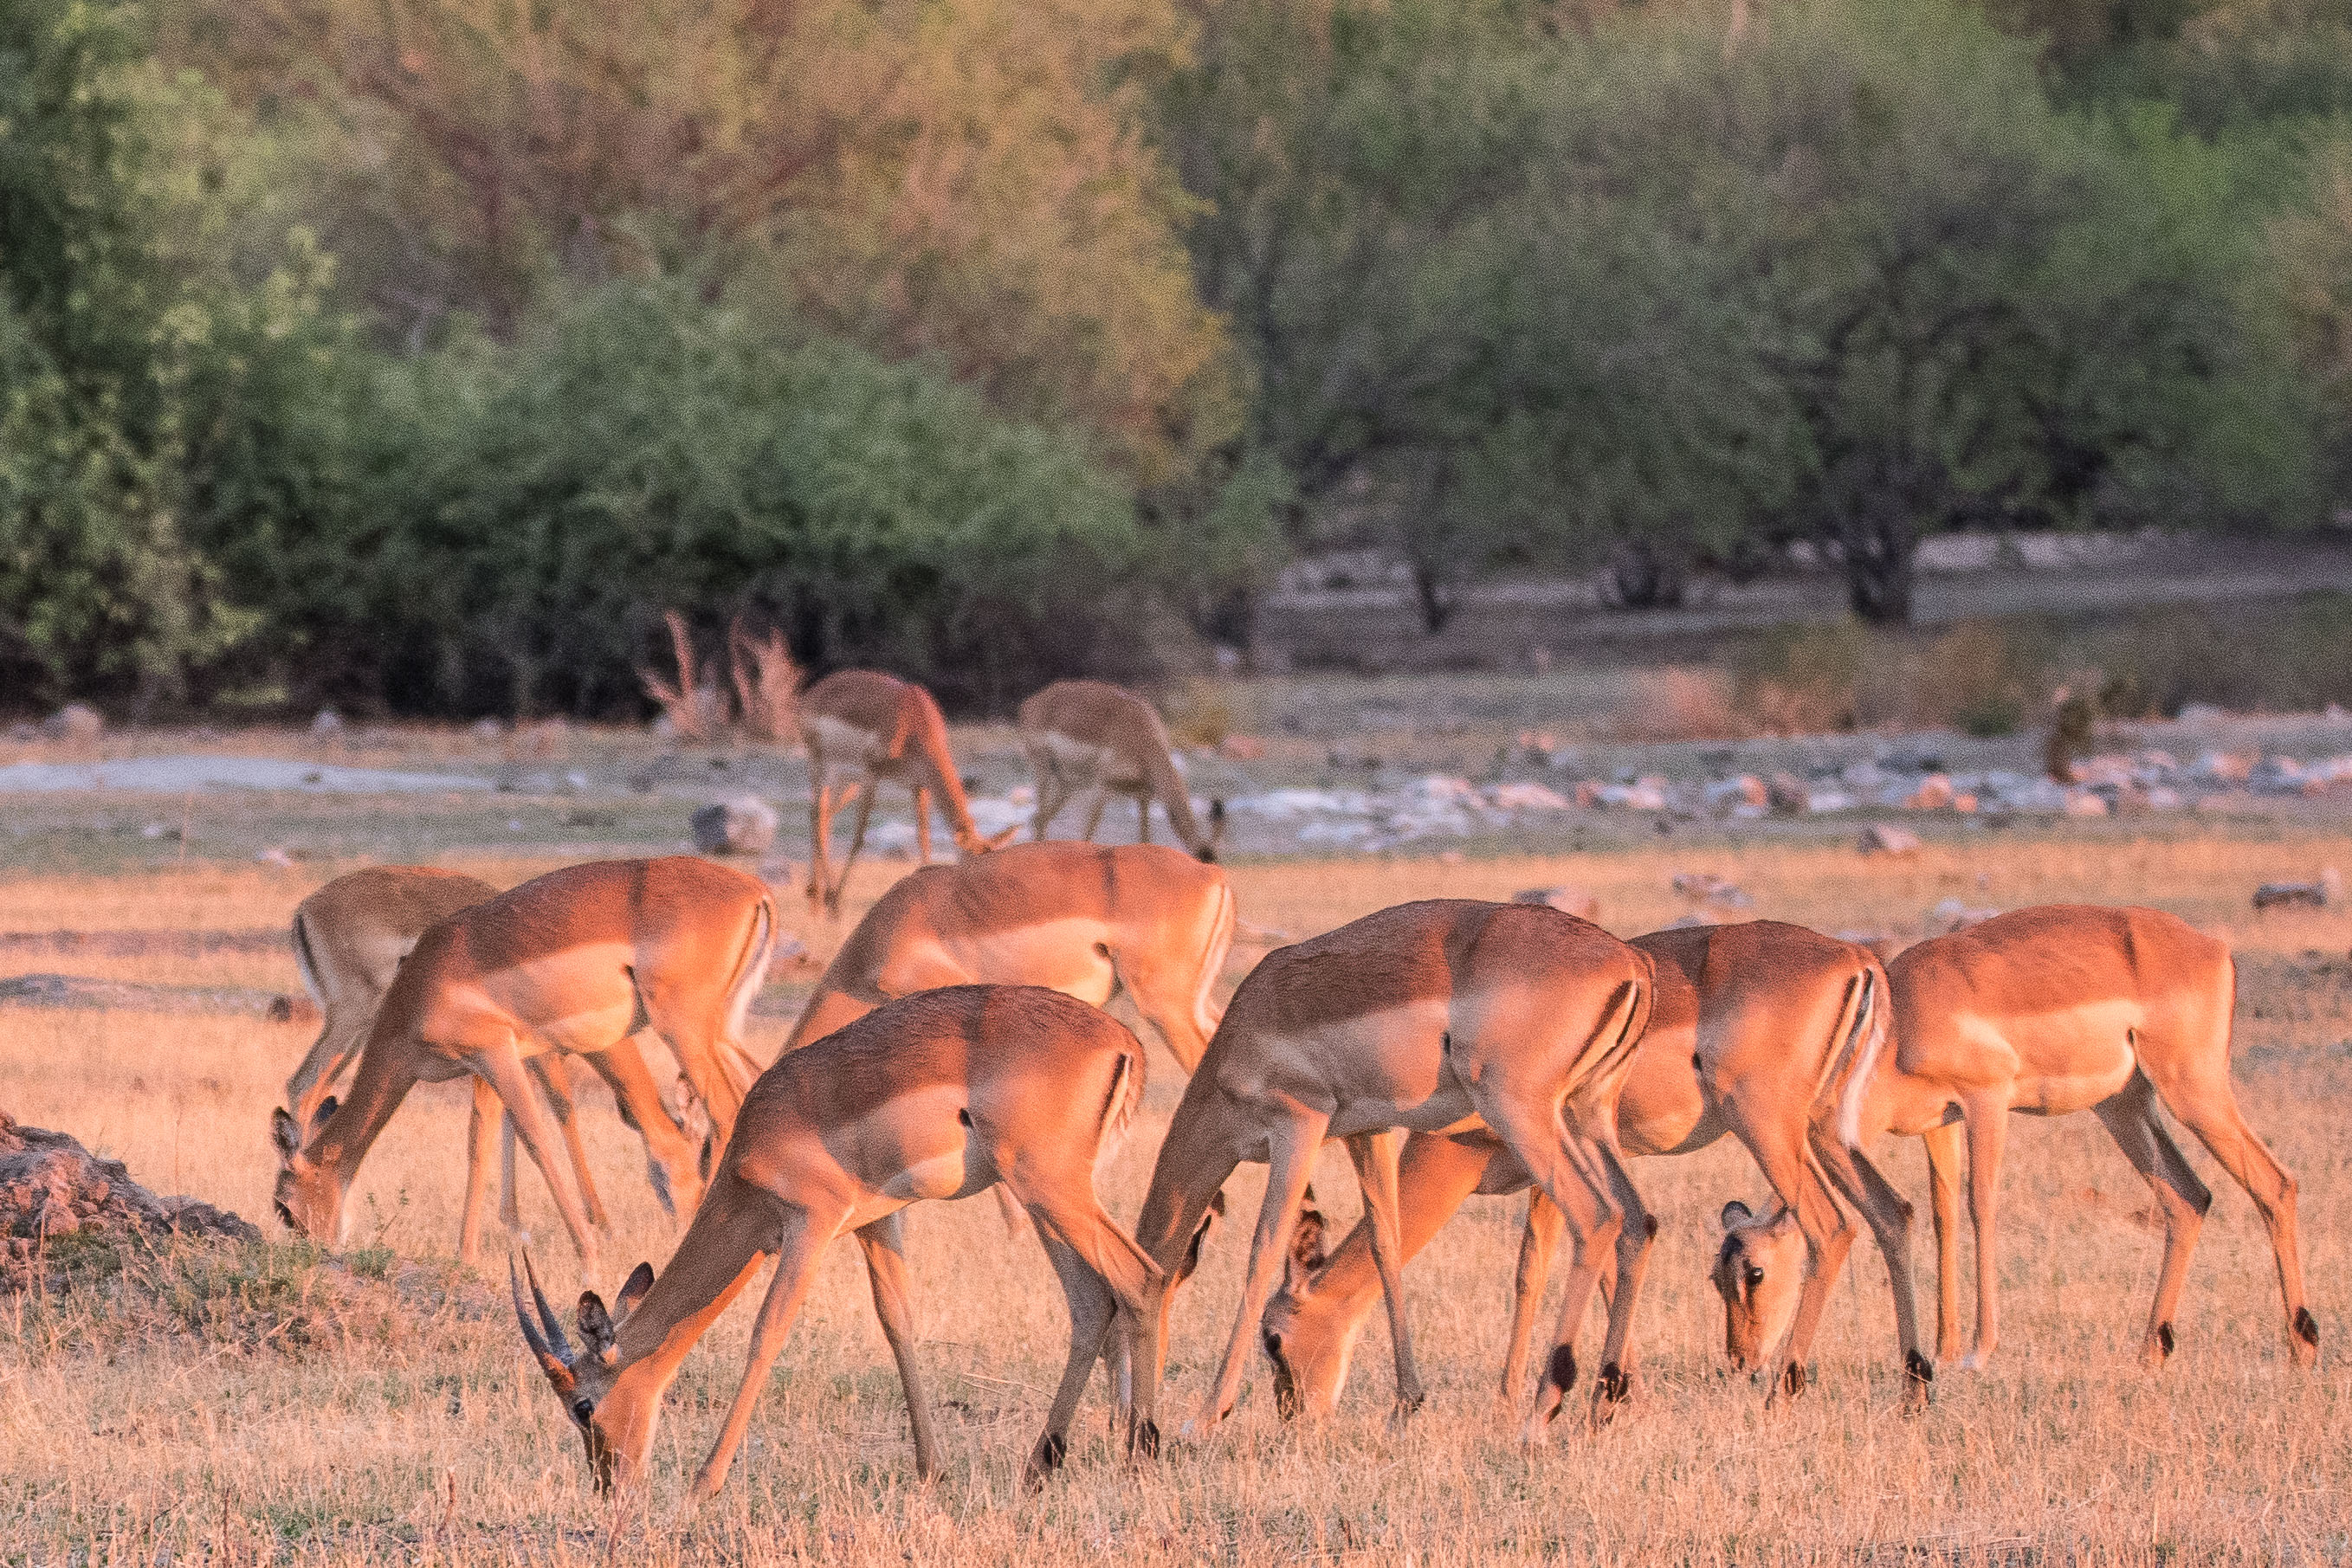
511, 1251, 577, 1391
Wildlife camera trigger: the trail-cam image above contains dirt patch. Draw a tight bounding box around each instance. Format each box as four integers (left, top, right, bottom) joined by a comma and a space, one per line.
2, 1111, 260, 1281
1, 1111, 489, 1354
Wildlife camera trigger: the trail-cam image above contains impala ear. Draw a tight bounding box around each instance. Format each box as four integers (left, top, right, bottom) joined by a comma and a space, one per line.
578, 1291, 618, 1360
615, 1261, 655, 1321
1283, 1203, 1328, 1297
1719, 1200, 1754, 1232
270, 1107, 302, 1161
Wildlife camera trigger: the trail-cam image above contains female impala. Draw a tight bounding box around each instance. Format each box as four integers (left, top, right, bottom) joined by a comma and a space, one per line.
1018, 680, 1225, 861
1128, 900, 1654, 1445
1719, 905, 2316, 1375
512, 985, 1159, 1496
279, 867, 707, 1261
798, 669, 1014, 913
271, 858, 775, 1274
1257, 922, 1932, 1429
784, 841, 1235, 1071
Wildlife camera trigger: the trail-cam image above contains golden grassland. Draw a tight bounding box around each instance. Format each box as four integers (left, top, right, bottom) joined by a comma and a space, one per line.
4, 830, 2352, 1564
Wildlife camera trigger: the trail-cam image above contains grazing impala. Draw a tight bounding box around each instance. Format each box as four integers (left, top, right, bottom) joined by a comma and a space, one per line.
1258, 922, 1933, 1429
1720, 905, 2316, 1375
784, 841, 1235, 1070
280, 867, 708, 1256
798, 669, 1014, 913
1018, 680, 1225, 861
271, 858, 776, 1274
513, 985, 1160, 1496
1128, 900, 1654, 1446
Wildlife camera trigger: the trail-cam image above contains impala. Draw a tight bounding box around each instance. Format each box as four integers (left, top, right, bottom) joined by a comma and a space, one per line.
784, 841, 1235, 1070
513, 984, 1160, 1496
1127, 900, 1654, 1445
1018, 680, 1225, 861
1721, 904, 2316, 1374
271, 857, 776, 1274
280, 866, 713, 1260
799, 669, 1014, 912
1258, 921, 1933, 1429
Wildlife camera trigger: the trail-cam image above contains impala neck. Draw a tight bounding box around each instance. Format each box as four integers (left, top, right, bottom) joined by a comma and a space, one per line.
307, 1023, 424, 1187
1134, 1078, 1245, 1274
911, 712, 986, 847
1142, 745, 1210, 853
600, 1197, 774, 1436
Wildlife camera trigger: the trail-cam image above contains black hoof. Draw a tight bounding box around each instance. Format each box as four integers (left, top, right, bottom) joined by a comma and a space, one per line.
1130, 1418, 1160, 1460
2157, 1321, 2175, 1359
1547, 1344, 1577, 1396
1596, 1363, 1631, 1405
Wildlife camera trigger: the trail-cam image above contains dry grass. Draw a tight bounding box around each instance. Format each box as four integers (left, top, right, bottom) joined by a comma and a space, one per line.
3, 833, 2351, 1564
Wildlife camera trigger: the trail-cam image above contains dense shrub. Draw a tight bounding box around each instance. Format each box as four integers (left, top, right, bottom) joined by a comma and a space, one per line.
258, 283, 1151, 718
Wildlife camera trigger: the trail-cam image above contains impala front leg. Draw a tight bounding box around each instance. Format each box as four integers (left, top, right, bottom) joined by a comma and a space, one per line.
1960, 1097, 2008, 1371
1196, 1115, 1327, 1436
1344, 1129, 1425, 1418
1922, 1118, 1966, 1363
692, 1211, 826, 1501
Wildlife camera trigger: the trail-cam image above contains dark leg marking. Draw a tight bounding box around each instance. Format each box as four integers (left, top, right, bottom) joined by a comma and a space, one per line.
1132, 1418, 1160, 1459
2296, 1307, 2320, 1348
1596, 1363, 1631, 1405
1905, 1350, 1935, 1387
1548, 1344, 1577, 1396
2157, 1321, 2174, 1359
1781, 1361, 1806, 1398
1034, 1432, 1067, 1473
1643, 1213, 1660, 1240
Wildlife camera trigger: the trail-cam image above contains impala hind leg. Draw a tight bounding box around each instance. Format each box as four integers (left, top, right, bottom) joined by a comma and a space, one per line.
830, 779, 880, 913
1812, 1132, 1933, 1408
1007, 1172, 1160, 1481
1343, 1130, 1425, 1419
1197, 1118, 1327, 1436
1491, 1121, 1622, 1441
2143, 1061, 2316, 1365
805, 777, 837, 907
913, 785, 934, 865
1722, 1107, 1855, 1407
692, 1212, 827, 1501
2091, 1075, 2211, 1368
856, 1214, 942, 1478
1079, 787, 1110, 845
473, 1047, 601, 1278
1503, 1193, 1565, 1407
1582, 1137, 1657, 1425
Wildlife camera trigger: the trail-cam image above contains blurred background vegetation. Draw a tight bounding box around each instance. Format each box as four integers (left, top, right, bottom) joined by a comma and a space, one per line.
10, 0, 2352, 719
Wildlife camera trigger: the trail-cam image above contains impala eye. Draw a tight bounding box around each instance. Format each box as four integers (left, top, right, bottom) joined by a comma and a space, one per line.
571, 1397, 594, 1425
1745, 1266, 1765, 1290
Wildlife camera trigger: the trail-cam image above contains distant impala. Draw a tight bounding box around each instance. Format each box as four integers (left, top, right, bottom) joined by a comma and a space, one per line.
798, 670, 1013, 913
1018, 680, 1224, 860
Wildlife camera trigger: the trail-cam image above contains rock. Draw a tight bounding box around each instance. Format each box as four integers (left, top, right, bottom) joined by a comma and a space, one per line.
2063, 790, 2111, 817
309, 708, 343, 738
2253, 868, 2342, 911
1670, 872, 1752, 909
1858, 824, 1922, 856
691, 795, 779, 856
2176, 703, 2228, 724
1513, 886, 1600, 920
1664, 910, 1720, 930
42, 704, 103, 743
1219, 735, 1266, 761
1929, 898, 1999, 933
2, 1110, 261, 1288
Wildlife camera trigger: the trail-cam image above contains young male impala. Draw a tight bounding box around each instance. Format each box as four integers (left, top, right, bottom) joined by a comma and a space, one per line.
1257, 922, 1933, 1429
1127, 900, 1654, 1446
783, 841, 1235, 1070
1721, 904, 2317, 1374
1018, 680, 1225, 861
512, 984, 1160, 1496
280, 867, 708, 1259
271, 858, 776, 1274
798, 669, 1014, 913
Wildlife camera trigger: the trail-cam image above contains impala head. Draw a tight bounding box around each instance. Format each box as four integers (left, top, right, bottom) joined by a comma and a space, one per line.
1260, 1194, 1354, 1419
269, 1099, 344, 1242
513, 1252, 656, 1492
1198, 799, 1227, 864
1712, 1200, 1806, 1375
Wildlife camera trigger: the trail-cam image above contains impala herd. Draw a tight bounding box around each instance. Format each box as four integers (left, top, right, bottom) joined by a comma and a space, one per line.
253, 670, 2319, 1502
